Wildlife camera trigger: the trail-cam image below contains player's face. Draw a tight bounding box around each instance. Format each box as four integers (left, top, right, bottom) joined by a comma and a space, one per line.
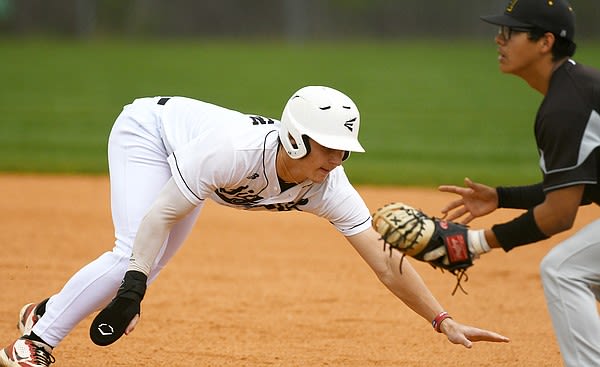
297, 138, 345, 183
494, 27, 545, 77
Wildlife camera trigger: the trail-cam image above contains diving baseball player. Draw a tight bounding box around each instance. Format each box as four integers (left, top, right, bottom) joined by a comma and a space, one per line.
0, 86, 508, 366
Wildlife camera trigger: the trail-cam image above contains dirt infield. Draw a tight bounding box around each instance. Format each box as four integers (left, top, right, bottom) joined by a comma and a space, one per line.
2, 174, 598, 366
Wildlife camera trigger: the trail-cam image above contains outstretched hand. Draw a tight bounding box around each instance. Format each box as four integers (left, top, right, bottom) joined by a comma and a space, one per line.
438, 177, 498, 224
439, 318, 510, 348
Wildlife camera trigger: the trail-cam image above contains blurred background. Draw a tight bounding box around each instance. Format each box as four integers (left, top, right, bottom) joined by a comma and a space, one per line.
1, 0, 599, 40
1, 0, 599, 186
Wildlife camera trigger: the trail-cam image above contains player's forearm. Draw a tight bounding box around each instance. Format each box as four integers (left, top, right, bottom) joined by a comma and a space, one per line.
485, 185, 584, 251
347, 229, 443, 323
382, 259, 444, 322
129, 178, 196, 275
129, 215, 173, 275
496, 182, 544, 209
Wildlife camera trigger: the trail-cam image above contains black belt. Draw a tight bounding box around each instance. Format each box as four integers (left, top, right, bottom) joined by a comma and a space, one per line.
157, 97, 170, 105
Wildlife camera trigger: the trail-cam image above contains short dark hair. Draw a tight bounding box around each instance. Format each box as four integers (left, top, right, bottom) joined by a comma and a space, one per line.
528, 28, 577, 60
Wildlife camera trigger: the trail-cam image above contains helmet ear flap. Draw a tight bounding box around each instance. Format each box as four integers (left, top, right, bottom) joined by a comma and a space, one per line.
301, 135, 311, 157
280, 121, 308, 159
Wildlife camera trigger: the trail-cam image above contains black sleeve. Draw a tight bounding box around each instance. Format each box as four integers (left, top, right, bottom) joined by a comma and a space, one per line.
496, 183, 545, 209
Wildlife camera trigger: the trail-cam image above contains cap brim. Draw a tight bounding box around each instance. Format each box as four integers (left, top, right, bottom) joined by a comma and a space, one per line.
480, 14, 533, 28
313, 135, 365, 153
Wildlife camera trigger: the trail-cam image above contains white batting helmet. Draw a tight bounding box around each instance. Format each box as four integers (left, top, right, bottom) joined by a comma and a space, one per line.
279, 86, 365, 160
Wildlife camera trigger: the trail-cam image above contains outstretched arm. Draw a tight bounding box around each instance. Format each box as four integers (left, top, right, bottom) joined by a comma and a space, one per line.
346, 227, 509, 347
438, 178, 584, 251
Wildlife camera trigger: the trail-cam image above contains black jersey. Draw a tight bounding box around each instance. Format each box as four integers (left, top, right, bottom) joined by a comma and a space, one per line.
535, 59, 600, 204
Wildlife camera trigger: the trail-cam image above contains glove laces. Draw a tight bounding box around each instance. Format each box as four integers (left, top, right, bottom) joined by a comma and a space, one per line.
381, 207, 428, 274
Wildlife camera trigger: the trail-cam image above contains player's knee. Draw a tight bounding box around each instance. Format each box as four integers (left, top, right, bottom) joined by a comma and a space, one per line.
539, 250, 561, 284
540, 245, 577, 289
97, 251, 131, 278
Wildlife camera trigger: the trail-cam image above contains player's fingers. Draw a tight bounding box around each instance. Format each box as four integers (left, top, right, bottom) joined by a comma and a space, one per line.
460, 337, 473, 349
439, 185, 475, 197
444, 328, 473, 348
438, 185, 461, 194
466, 328, 510, 343
125, 313, 140, 335
465, 177, 489, 192
464, 177, 476, 188
460, 214, 475, 225
423, 247, 446, 261
444, 206, 468, 221
440, 199, 464, 215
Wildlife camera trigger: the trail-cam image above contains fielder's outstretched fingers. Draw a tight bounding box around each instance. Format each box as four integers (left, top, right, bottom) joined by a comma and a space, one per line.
438, 184, 473, 196
439, 197, 464, 214
441, 202, 470, 222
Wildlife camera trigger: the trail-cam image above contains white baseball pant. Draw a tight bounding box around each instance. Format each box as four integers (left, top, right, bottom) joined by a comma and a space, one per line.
31, 98, 202, 347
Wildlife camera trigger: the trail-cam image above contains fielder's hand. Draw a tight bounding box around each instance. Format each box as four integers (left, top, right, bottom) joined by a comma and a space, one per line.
438, 177, 498, 224
90, 270, 147, 346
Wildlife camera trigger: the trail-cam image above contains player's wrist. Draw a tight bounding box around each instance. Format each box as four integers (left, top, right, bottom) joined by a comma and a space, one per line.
117, 270, 148, 300
467, 229, 491, 258
432, 311, 453, 333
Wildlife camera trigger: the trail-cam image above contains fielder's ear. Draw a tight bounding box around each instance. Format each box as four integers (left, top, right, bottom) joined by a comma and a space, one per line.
541, 32, 555, 52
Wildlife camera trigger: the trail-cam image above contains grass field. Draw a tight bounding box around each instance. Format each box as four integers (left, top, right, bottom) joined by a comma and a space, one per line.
2, 37, 599, 186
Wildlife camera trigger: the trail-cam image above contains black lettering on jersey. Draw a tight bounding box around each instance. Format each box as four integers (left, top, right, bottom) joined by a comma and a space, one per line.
249, 115, 275, 125
214, 186, 308, 211
259, 198, 309, 211
216, 186, 263, 205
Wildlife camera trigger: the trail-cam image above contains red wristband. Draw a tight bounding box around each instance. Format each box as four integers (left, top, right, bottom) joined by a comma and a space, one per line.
432, 311, 452, 333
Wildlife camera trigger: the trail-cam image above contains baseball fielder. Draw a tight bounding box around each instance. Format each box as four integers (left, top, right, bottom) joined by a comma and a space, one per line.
436, 1, 600, 366
0, 86, 508, 366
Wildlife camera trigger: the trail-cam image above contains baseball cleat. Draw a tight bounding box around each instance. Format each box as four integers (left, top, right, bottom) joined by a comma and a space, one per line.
0, 337, 55, 367
17, 304, 39, 337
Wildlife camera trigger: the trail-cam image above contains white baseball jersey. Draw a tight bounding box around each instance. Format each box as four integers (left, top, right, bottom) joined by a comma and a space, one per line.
159, 96, 372, 236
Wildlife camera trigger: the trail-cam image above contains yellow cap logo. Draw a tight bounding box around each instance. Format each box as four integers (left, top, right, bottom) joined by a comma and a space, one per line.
506, 0, 519, 12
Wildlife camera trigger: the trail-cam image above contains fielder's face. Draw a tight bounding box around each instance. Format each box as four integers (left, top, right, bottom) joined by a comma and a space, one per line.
295, 138, 345, 183
494, 27, 548, 78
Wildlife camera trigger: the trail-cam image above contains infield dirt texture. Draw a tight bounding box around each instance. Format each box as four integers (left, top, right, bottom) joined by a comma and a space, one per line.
2, 174, 598, 366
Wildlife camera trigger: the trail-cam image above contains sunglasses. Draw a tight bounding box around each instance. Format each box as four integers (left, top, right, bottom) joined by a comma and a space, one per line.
498, 25, 534, 40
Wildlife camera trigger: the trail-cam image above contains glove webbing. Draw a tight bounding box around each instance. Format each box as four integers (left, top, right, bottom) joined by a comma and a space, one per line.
380, 208, 428, 274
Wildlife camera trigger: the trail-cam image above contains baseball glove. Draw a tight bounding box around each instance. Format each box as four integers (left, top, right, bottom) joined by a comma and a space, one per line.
372, 202, 473, 295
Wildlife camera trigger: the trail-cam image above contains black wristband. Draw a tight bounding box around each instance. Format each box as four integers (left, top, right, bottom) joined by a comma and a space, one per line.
496, 183, 545, 209
492, 209, 549, 252
117, 270, 148, 301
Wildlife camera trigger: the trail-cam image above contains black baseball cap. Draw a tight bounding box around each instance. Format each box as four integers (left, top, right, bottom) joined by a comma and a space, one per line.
481, 0, 575, 41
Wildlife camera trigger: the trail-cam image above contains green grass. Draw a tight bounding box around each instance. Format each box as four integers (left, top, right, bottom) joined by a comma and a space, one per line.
2, 37, 599, 186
